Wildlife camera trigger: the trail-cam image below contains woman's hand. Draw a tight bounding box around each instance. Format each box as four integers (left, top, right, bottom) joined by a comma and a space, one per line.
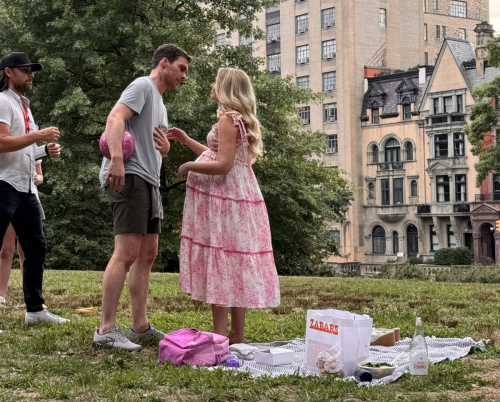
178, 162, 192, 179
154, 126, 170, 157
167, 127, 189, 144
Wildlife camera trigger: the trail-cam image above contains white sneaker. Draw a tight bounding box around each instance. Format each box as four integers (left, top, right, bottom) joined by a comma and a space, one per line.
25, 309, 70, 325
0, 296, 5, 304
93, 324, 142, 351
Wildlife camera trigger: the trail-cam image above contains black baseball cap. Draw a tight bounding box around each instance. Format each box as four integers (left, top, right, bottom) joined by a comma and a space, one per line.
0, 52, 42, 72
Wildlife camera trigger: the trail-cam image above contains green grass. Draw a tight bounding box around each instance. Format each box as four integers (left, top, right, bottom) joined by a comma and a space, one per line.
1, 271, 500, 401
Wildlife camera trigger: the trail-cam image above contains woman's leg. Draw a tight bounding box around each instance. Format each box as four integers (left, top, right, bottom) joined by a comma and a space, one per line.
211, 305, 229, 336
0, 224, 17, 298
228, 307, 246, 344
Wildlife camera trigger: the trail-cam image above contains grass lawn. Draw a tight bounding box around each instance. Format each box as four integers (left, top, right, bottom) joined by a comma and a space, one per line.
1, 271, 500, 402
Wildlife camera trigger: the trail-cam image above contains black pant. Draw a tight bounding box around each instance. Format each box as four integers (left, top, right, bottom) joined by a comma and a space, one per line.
0, 181, 46, 312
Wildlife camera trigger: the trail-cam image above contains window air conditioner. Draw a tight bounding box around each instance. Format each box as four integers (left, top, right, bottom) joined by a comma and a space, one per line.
267, 36, 276, 43
325, 85, 334, 91
297, 58, 306, 64
328, 117, 336, 122
324, 22, 333, 28
324, 53, 334, 59
269, 66, 280, 72
298, 28, 306, 34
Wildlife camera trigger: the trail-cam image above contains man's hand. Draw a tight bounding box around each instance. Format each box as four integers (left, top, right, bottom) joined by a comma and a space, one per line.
106, 158, 125, 192
37, 127, 60, 142
154, 126, 170, 157
47, 143, 61, 158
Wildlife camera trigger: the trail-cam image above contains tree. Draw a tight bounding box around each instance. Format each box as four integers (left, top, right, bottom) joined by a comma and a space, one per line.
464, 36, 500, 186
0, 0, 353, 275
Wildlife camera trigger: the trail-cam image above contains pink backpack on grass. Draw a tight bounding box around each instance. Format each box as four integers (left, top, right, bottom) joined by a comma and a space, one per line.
158, 328, 230, 366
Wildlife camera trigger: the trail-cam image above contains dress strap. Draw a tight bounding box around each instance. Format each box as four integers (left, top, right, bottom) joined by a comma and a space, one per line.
231, 114, 249, 146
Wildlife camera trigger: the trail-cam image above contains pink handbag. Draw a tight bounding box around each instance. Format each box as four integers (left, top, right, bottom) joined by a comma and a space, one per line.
158, 328, 229, 366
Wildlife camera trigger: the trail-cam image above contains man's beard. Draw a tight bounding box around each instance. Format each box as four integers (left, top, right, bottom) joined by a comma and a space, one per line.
13, 81, 31, 95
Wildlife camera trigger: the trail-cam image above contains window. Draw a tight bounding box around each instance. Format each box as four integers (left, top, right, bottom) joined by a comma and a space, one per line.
381, 180, 390, 205
434, 0, 438, 10
323, 72, 336, 91
385, 138, 400, 162
424, 24, 428, 41
454, 133, 465, 156
296, 14, 309, 34
324, 103, 338, 123
451, 1, 467, 18
216, 33, 226, 47
266, 4, 280, 13
267, 53, 281, 72
330, 230, 340, 246
322, 8, 335, 28
435, 134, 448, 157
297, 76, 310, 88
368, 182, 375, 198
433, 98, 440, 114
457, 95, 463, 113
423, 0, 427, 12
411, 180, 418, 196
455, 174, 467, 201
267, 23, 280, 42
425, 52, 429, 65
442, 26, 446, 38
393, 178, 403, 204
436, 175, 450, 202
379, 9, 386, 28
403, 99, 412, 120
430, 225, 439, 251
406, 142, 414, 161
436, 25, 441, 39
298, 106, 310, 125
494, 174, 500, 200
372, 108, 380, 124
444, 96, 453, 113
296, 45, 309, 64
322, 40, 336, 59
372, 226, 386, 254
372, 145, 379, 163
447, 225, 457, 248
459, 28, 466, 40
239, 35, 252, 46
393, 232, 399, 254
326, 134, 338, 153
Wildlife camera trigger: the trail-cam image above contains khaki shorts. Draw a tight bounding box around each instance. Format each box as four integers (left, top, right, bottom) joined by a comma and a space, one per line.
106, 174, 161, 235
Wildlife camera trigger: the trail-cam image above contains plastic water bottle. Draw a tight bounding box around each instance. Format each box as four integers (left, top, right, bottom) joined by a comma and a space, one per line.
409, 317, 428, 375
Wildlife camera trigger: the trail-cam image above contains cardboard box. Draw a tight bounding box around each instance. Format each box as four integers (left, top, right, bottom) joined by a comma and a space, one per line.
255, 348, 294, 366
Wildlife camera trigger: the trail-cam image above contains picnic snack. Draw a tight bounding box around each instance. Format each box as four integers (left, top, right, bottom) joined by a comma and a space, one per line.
370, 327, 400, 347
316, 345, 345, 377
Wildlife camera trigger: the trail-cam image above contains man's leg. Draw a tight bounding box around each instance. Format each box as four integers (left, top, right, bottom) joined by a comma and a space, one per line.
10, 193, 46, 312
99, 233, 142, 334
0, 224, 17, 299
129, 233, 158, 333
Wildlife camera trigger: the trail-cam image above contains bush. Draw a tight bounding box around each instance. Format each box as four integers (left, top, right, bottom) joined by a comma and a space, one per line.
434, 265, 500, 283
409, 257, 423, 265
434, 247, 473, 265
394, 263, 431, 281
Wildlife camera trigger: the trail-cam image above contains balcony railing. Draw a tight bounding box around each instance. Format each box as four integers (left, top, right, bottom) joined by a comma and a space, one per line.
417, 205, 431, 213
432, 116, 448, 124
379, 161, 404, 170
453, 204, 470, 212
475, 194, 500, 201
367, 148, 416, 164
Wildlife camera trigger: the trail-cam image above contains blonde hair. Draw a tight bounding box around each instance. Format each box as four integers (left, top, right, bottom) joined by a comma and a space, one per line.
214, 67, 263, 159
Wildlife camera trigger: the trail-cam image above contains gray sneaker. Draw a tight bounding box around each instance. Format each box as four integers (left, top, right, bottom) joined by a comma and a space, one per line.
25, 309, 70, 325
93, 324, 142, 351
127, 323, 165, 344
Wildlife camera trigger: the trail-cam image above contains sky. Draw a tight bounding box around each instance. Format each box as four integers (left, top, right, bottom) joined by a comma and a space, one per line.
491, 0, 500, 33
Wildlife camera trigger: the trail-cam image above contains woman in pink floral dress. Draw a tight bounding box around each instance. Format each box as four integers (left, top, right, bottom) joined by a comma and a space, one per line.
166, 67, 280, 343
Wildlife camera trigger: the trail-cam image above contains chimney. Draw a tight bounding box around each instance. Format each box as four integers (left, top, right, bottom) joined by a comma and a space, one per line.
419, 66, 427, 85
474, 21, 495, 77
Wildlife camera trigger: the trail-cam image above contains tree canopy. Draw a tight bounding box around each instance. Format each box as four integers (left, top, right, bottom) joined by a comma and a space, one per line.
0, 0, 353, 275
464, 36, 500, 186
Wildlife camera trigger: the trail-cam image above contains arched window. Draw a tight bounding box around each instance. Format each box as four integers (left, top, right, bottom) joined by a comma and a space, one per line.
393, 231, 399, 254
411, 180, 418, 197
385, 138, 400, 162
368, 182, 375, 199
372, 226, 386, 254
372, 145, 379, 163
406, 142, 414, 161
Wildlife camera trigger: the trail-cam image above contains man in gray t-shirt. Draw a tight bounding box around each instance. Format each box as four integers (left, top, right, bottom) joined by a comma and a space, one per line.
93, 44, 191, 351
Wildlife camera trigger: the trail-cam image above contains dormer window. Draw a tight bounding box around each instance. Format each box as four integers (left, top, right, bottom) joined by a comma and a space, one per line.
372, 108, 380, 124
402, 97, 412, 120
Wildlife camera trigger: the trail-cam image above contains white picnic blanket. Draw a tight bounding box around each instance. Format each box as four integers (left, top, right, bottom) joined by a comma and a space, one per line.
213, 337, 484, 385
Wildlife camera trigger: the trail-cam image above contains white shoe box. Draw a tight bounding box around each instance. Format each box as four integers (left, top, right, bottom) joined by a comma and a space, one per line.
255, 348, 294, 366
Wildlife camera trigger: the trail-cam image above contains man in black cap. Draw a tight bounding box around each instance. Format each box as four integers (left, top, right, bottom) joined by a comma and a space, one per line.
0, 52, 68, 324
